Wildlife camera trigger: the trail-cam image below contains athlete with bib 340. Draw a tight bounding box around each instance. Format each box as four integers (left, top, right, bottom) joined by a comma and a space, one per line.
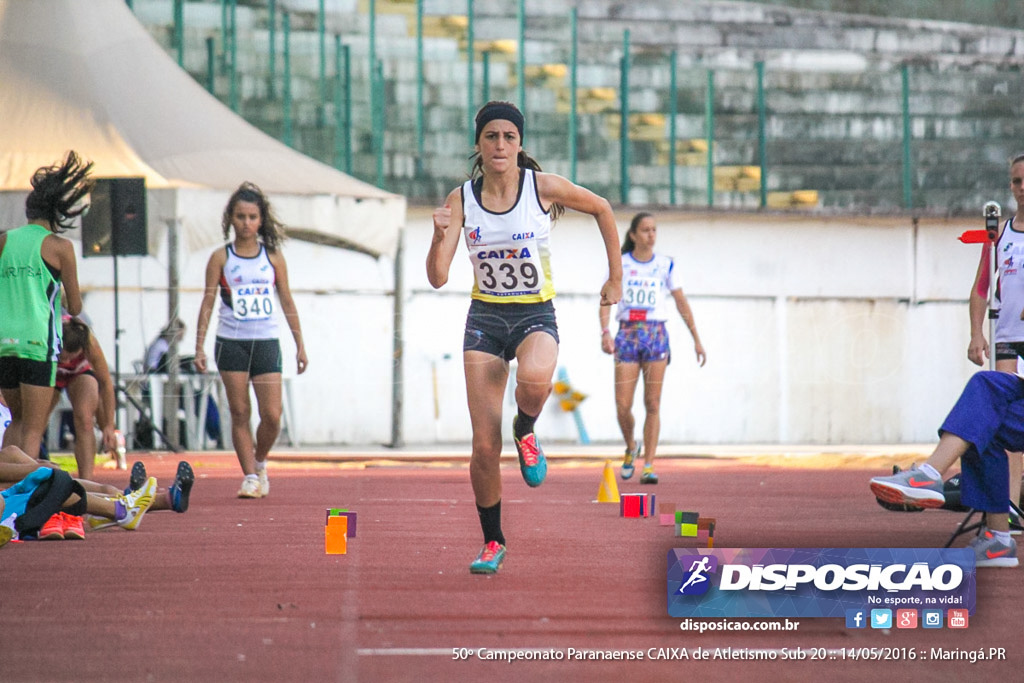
427, 101, 622, 574
195, 182, 307, 499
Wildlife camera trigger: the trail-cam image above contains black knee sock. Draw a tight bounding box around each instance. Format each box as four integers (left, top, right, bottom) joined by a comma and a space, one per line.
514, 408, 537, 440
477, 500, 505, 546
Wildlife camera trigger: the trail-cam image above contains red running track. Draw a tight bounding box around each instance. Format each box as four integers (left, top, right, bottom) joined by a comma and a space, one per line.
0, 453, 1019, 682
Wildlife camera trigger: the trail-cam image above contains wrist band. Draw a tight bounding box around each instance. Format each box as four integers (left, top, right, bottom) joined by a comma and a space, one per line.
601, 328, 610, 335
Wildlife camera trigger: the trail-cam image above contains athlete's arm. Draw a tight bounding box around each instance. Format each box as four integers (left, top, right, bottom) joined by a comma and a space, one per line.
45, 235, 82, 316
271, 251, 308, 375
968, 243, 990, 367
194, 249, 226, 373
84, 332, 117, 451
599, 297, 614, 354
671, 288, 706, 367
426, 187, 463, 289
535, 172, 622, 304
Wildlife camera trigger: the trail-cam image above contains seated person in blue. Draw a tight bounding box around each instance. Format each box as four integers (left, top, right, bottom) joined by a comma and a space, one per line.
870, 371, 1022, 568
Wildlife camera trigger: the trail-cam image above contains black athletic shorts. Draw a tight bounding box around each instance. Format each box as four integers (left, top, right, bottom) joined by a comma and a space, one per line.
995, 341, 1024, 362
214, 337, 282, 376
0, 356, 57, 388
463, 299, 559, 362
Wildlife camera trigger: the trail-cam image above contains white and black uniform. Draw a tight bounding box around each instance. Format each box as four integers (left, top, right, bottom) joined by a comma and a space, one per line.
214, 244, 283, 376
616, 252, 679, 323
462, 168, 555, 303
217, 244, 279, 340
461, 169, 559, 360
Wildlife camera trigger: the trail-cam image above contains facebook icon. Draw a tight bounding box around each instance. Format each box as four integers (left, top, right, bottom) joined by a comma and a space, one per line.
845, 609, 866, 629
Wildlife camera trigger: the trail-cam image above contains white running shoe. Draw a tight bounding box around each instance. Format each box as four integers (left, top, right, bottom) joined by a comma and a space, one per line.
238, 475, 261, 499
257, 468, 270, 497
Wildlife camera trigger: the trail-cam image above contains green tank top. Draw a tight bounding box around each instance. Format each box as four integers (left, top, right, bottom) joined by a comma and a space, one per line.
0, 224, 62, 361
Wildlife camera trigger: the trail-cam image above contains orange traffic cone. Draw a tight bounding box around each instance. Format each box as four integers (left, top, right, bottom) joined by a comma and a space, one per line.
596, 460, 620, 503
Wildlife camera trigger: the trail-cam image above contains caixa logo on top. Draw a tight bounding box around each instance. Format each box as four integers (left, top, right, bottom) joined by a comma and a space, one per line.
667, 548, 975, 618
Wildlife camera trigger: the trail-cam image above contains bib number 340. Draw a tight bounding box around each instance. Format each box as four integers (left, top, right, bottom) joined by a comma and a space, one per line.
231, 285, 274, 321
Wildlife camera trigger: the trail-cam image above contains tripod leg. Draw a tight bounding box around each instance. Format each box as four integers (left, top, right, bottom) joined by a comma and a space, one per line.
116, 384, 181, 453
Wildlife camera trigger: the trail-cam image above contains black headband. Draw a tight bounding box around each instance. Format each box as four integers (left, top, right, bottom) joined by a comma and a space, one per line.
474, 102, 525, 143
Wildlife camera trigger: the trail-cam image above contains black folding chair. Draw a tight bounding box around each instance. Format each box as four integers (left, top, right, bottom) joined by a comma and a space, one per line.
943, 500, 1024, 548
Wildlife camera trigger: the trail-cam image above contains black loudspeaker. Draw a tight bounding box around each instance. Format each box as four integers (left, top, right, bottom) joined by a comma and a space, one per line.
81, 177, 148, 257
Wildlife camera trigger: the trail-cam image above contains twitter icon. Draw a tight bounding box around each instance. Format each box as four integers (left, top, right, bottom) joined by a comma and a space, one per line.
870, 609, 892, 629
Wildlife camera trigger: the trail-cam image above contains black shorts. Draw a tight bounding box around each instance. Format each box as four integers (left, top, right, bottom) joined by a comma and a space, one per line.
214, 337, 282, 376
995, 341, 1024, 362
463, 299, 559, 362
0, 356, 57, 388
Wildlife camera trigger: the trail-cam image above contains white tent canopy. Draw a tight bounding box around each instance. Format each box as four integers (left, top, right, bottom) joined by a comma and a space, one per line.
0, 0, 404, 257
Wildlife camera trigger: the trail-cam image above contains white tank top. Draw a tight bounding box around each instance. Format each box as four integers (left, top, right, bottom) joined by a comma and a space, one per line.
216, 244, 279, 340
995, 217, 1024, 344
616, 252, 679, 323
462, 168, 555, 303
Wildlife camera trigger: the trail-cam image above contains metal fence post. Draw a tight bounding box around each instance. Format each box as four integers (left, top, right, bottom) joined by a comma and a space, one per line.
268, 0, 276, 99
467, 0, 475, 146
173, 0, 184, 68
318, 0, 326, 127
668, 50, 677, 205
283, 11, 293, 147
902, 63, 913, 210
416, 0, 424, 175
517, 0, 525, 112
756, 60, 766, 208
705, 68, 715, 208
569, 7, 578, 184
619, 29, 630, 204
375, 59, 385, 189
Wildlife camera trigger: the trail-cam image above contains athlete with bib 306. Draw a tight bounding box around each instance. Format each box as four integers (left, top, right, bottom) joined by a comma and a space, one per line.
427, 101, 622, 575
195, 182, 307, 500
600, 213, 706, 484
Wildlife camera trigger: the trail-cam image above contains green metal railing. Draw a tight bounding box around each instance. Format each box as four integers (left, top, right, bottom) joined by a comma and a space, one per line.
161, 0, 1022, 214
618, 30, 630, 204
334, 36, 351, 175
737, 1, 1024, 29
282, 11, 292, 147
466, 0, 475, 147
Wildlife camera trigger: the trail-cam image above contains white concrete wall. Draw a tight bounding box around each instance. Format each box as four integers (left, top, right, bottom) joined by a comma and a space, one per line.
400, 208, 983, 446
72, 207, 985, 446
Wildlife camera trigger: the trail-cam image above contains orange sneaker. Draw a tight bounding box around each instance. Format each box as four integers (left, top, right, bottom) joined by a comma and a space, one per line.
62, 513, 85, 540
39, 513, 65, 540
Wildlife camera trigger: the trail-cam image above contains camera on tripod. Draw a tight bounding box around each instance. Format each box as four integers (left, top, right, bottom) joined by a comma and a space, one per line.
984, 201, 1002, 242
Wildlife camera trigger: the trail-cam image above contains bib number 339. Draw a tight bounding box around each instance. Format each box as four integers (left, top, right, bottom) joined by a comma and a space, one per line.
231, 284, 274, 321
473, 248, 545, 296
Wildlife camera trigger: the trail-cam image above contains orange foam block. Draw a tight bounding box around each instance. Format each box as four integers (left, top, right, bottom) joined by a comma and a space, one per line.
325, 516, 348, 554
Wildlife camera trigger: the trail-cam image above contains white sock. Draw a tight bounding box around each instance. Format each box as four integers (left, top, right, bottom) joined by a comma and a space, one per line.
254, 461, 266, 472
244, 473, 258, 480
919, 463, 941, 480
990, 529, 1012, 544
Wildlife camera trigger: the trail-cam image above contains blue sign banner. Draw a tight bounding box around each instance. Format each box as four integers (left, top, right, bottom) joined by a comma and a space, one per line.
667, 548, 975, 618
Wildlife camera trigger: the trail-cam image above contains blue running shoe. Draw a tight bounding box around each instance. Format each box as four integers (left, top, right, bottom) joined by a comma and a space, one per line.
512, 416, 547, 487
640, 466, 659, 484
169, 461, 194, 513
124, 461, 147, 495
469, 541, 506, 574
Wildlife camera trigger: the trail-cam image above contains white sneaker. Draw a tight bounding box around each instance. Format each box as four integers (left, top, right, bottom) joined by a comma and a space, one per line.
257, 468, 270, 497
238, 475, 261, 499
117, 477, 157, 530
